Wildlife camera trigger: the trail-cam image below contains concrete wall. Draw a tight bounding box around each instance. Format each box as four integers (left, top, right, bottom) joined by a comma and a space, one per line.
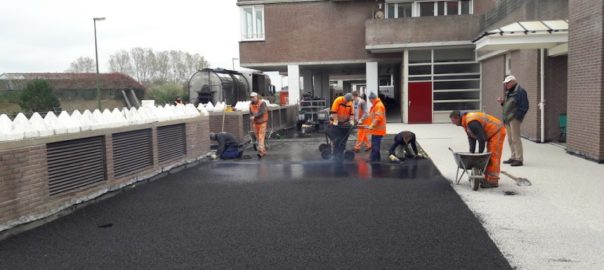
366, 15, 482, 48
567, 0, 604, 162
0, 116, 211, 233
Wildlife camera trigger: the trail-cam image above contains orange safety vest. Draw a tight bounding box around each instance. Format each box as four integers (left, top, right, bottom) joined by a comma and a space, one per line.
461, 112, 503, 139
369, 98, 387, 136
330, 96, 353, 123
250, 99, 269, 124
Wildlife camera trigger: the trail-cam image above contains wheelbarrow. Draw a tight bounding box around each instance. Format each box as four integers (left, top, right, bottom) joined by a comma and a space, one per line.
449, 148, 491, 191
318, 123, 357, 161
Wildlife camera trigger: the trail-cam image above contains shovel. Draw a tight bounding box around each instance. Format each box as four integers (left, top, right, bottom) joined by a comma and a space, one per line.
501, 171, 532, 186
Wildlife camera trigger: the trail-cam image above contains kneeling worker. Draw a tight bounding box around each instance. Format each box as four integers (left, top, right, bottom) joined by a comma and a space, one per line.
209, 132, 243, 160
449, 110, 506, 188
388, 131, 420, 162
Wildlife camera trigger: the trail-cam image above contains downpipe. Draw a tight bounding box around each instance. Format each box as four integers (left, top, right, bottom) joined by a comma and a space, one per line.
540, 49, 545, 143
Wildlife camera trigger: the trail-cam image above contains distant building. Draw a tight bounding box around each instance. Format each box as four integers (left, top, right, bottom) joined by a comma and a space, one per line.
0, 73, 145, 111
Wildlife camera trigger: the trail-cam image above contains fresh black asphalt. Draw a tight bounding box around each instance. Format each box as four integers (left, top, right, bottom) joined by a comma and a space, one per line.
0, 136, 511, 269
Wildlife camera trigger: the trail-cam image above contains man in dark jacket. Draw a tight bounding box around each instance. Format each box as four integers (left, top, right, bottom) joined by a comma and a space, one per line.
209, 132, 242, 160
388, 131, 420, 162
497, 75, 529, 167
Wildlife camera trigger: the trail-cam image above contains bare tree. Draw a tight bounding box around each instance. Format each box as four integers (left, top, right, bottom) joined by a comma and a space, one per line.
87, 48, 210, 86
109, 50, 133, 75
154, 51, 171, 84
66, 57, 95, 73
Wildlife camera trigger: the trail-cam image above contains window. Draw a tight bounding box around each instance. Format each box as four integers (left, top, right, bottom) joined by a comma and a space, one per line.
419, 2, 435, 16
407, 0, 472, 17
386, 2, 412, 18
241, 6, 264, 41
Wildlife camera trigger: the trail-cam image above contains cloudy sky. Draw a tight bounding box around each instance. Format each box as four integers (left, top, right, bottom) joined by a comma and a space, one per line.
0, 0, 274, 82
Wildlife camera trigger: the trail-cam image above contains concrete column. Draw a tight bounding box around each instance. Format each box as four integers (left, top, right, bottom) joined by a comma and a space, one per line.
321, 71, 330, 103
301, 70, 313, 96
567, 1, 604, 162
366, 61, 378, 111
288, 64, 300, 105
312, 70, 330, 102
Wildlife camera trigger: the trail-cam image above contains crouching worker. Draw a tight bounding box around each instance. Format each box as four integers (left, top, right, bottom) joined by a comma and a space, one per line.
388, 131, 420, 162
449, 111, 506, 188
209, 132, 243, 160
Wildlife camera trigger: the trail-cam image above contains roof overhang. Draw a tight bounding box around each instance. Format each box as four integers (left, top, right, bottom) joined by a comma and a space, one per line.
474, 20, 568, 55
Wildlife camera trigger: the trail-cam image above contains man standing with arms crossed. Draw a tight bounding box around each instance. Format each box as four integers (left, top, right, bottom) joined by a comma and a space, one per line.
498, 75, 529, 167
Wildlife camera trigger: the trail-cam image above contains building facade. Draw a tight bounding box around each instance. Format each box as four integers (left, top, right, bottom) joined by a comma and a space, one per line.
238, 0, 604, 162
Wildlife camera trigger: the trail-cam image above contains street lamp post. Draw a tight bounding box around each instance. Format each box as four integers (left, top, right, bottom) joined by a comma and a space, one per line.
93, 17, 105, 110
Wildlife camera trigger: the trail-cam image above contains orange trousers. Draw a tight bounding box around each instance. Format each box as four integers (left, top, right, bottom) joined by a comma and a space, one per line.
354, 126, 371, 150
485, 128, 506, 185
253, 122, 267, 156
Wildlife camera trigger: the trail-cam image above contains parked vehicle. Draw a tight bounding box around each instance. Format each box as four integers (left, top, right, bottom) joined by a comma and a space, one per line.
188, 68, 274, 106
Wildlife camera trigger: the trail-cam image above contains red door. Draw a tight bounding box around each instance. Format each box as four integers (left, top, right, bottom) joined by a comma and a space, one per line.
408, 82, 432, 123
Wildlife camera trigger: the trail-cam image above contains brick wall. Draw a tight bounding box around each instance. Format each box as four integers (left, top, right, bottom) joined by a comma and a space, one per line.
240, 0, 384, 65
0, 116, 211, 232
567, 0, 604, 162
481, 55, 505, 118
544, 55, 568, 142
512, 50, 541, 141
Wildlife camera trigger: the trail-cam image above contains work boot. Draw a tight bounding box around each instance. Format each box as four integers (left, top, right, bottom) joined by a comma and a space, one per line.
365, 147, 372, 152
480, 181, 499, 188
503, 158, 515, 164
510, 160, 523, 167
353, 148, 360, 153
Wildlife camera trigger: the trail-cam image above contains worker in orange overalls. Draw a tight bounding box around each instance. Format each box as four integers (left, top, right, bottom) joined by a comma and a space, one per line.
367, 92, 387, 162
329, 93, 354, 160
449, 110, 507, 188
352, 91, 371, 152
249, 92, 269, 159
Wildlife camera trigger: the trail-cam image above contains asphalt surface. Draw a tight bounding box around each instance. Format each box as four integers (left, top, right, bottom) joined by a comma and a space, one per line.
0, 135, 511, 269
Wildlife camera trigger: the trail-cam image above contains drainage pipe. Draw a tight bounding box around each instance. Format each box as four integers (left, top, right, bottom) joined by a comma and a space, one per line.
540, 49, 545, 143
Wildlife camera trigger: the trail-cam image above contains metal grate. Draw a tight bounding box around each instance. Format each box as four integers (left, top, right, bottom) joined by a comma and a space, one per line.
242, 113, 251, 133
47, 136, 106, 196
157, 124, 186, 163
113, 129, 153, 178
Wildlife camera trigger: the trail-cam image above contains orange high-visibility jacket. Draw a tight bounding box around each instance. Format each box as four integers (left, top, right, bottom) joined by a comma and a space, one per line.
461, 112, 503, 139
330, 96, 353, 123
250, 99, 269, 124
369, 98, 387, 136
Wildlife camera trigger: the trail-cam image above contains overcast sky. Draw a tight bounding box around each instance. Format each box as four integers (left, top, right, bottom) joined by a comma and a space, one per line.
0, 0, 257, 74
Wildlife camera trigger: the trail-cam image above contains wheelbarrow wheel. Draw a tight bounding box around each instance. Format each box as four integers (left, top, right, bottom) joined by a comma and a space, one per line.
471, 168, 481, 191
318, 143, 330, 152
321, 149, 332, 160
344, 150, 355, 161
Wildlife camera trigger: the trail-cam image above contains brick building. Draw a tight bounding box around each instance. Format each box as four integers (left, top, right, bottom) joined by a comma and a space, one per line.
237, 0, 604, 162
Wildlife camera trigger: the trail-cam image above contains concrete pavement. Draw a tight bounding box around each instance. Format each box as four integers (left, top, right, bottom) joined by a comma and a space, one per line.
389, 123, 604, 270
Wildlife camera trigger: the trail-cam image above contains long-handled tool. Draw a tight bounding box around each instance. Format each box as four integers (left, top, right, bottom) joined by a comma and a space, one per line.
501, 171, 532, 186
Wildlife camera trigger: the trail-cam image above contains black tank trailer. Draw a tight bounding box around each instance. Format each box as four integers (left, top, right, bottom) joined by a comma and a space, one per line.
188, 68, 274, 106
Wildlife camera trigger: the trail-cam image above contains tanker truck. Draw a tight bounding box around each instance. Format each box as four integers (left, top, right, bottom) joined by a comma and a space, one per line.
188, 68, 274, 106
